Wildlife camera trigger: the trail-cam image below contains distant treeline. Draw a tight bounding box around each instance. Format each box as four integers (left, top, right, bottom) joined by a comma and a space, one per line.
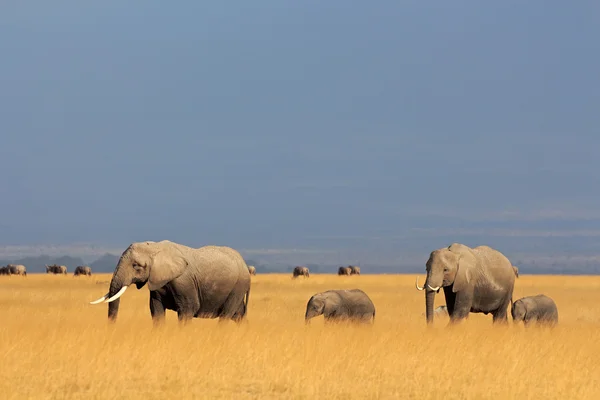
1, 254, 599, 275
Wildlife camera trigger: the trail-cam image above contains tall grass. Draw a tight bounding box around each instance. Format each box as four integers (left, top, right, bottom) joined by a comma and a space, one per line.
1, 274, 599, 399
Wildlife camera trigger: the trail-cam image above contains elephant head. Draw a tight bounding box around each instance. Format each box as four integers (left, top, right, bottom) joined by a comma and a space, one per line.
511, 300, 526, 322
89, 241, 189, 322
415, 243, 478, 324
305, 294, 326, 323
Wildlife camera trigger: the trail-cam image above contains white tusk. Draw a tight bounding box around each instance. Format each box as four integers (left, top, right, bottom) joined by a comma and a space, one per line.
90, 294, 108, 305
427, 284, 441, 291
415, 277, 424, 291
105, 286, 128, 303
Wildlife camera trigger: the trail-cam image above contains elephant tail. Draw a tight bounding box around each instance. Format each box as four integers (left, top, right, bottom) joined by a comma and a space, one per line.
244, 285, 250, 316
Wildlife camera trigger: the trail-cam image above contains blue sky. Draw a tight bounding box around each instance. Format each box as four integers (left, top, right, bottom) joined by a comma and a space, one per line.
1, 2, 599, 267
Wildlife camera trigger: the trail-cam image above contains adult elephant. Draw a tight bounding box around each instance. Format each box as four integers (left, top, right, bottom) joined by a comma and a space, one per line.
89, 240, 251, 324
305, 289, 375, 324
349, 266, 361, 275
7, 264, 27, 276
415, 243, 517, 325
247, 266, 256, 276
74, 266, 92, 276
293, 266, 310, 278
338, 266, 352, 275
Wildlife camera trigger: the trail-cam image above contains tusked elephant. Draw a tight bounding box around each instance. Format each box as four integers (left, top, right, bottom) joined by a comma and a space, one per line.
338, 266, 352, 275
305, 289, 375, 324
7, 264, 27, 276
416, 243, 517, 325
511, 294, 558, 327
349, 266, 361, 275
247, 266, 256, 276
74, 266, 92, 276
293, 266, 310, 278
90, 240, 251, 324
46, 264, 67, 274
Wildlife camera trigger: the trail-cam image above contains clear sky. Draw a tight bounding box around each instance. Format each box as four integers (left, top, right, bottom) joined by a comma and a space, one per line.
1, 2, 599, 268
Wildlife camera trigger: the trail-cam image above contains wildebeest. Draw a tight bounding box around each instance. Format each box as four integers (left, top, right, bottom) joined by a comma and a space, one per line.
8, 264, 27, 276
46, 264, 67, 274
0, 266, 10, 275
74, 266, 92, 276
338, 266, 352, 275
293, 266, 310, 278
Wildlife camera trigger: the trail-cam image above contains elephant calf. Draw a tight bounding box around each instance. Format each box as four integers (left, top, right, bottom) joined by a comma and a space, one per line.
511, 294, 558, 327
305, 289, 375, 324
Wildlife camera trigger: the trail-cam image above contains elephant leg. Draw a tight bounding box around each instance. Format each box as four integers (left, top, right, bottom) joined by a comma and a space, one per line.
219, 281, 249, 323
492, 296, 511, 324
448, 291, 472, 324
443, 287, 456, 316
149, 291, 166, 326
176, 299, 199, 324
523, 317, 533, 327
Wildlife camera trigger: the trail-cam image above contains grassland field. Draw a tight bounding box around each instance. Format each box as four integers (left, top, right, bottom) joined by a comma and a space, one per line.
1, 273, 599, 399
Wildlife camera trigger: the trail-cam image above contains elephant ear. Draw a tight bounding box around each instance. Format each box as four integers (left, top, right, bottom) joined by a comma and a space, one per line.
148, 248, 188, 291
448, 244, 477, 293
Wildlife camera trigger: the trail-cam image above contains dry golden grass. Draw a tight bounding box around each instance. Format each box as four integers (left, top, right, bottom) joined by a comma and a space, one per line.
1, 273, 599, 399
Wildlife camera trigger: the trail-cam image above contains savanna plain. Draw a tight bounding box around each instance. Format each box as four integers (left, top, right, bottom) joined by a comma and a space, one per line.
1, 273, 599, 399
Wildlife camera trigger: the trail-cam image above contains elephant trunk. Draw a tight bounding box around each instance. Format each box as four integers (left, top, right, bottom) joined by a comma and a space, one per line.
425, 290, 436, 325
106, 267, 131, 322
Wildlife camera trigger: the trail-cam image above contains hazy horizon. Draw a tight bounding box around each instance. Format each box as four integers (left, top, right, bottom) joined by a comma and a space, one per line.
2, 2, 599, 272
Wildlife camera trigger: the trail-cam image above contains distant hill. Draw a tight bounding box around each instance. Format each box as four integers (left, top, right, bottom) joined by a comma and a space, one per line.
90, 253, 120, 273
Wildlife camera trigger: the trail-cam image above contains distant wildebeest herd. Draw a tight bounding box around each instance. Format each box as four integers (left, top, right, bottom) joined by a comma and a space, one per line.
84, 240, 559, 327
0, 263, 94, 276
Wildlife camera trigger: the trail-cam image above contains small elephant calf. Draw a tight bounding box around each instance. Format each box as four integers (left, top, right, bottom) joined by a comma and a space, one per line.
511, 294, 558, 327
305, 289, 375, 324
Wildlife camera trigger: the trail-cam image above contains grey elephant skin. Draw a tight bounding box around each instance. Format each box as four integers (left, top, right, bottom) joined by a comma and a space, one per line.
338, 266, 352, 275
247, 266, 256, 276
74, 266, 92, 276
46, 264, 67, 274
512, 294, 558, 327
349, 266, 361, 275
305, 289, 375, 324
90, 240, 251, 324
416, 243, 517, 325
6, 264, 27, 276
293, 266, 310, 278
